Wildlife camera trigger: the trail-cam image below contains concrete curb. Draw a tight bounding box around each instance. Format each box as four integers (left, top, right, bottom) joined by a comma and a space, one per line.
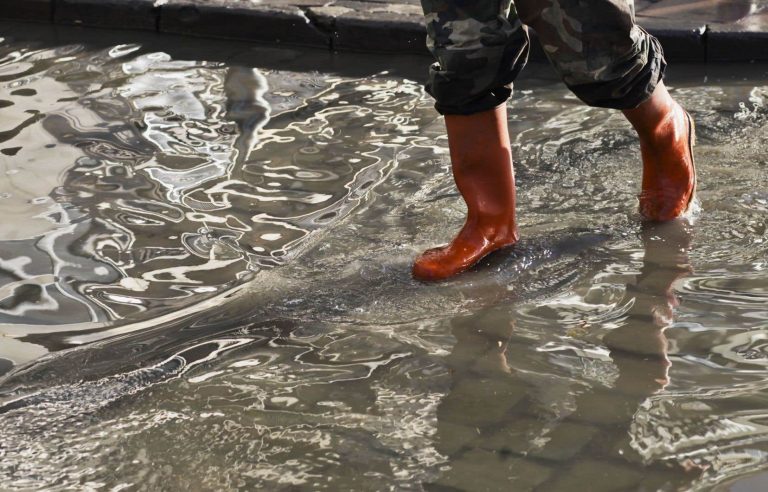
1, 0, 767, 62
160, 1, 329, 47
708, 21, 768, 62
306, 1, 425, 54
639, 18, 707, 62
55, 0, 158, 30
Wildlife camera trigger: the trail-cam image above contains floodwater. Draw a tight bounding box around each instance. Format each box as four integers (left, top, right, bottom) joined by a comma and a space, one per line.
1, 22, 767, 492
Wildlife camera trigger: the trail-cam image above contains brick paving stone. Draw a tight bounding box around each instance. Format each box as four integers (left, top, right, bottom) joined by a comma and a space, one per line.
54, 0, 158, 30
638, 464, 703, 490
563, 387, 641, 427
543, 459, 645, 492
437, 377, 528, 428
429, 449, 553, 492
435, 420, 482, 456
480, 417, 600, 462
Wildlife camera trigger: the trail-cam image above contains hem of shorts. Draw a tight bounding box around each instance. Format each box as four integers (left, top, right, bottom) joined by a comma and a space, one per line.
566, 39, 667, 110
433, 93, 511, 116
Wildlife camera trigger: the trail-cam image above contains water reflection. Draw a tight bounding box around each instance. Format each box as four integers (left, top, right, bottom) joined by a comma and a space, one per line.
0, 39, 429, 370
1, 25, 768, 490
1, 46, 264, 333
432, 221, 699, 491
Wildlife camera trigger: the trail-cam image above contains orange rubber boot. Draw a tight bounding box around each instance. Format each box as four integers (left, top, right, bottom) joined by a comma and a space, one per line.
413, 105, 518, 281
623, 82, 697, 222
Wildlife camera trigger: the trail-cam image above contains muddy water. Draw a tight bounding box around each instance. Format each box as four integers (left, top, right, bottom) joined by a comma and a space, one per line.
1, 23, 767, 492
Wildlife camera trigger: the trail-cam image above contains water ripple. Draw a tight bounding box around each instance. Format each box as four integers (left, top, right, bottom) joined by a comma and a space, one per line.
1, 29, 768, 491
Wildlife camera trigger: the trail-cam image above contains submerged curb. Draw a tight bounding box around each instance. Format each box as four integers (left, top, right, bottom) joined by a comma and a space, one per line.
1, 0, 767, 62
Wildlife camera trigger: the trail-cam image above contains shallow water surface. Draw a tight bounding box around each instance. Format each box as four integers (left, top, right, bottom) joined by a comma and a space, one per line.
1, 23, 767, 491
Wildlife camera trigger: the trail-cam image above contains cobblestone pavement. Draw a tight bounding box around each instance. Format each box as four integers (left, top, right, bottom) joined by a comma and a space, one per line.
0, 1, 767, 62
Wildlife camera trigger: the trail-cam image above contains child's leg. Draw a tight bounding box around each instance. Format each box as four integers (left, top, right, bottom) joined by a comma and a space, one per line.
516, 0, 695, 221
414, 0, 529, 281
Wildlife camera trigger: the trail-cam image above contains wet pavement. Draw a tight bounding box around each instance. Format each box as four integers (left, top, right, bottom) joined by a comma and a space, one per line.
1, 22, 768, 492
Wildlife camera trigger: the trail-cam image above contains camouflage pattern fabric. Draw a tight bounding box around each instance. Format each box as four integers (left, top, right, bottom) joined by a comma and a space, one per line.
420, 0, 666, 114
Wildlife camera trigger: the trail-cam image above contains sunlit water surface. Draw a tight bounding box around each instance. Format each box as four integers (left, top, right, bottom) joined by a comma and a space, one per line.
1, 23, 767, 491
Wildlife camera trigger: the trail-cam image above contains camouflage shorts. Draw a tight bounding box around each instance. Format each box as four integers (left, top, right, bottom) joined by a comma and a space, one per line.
420, 0, 666, 114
